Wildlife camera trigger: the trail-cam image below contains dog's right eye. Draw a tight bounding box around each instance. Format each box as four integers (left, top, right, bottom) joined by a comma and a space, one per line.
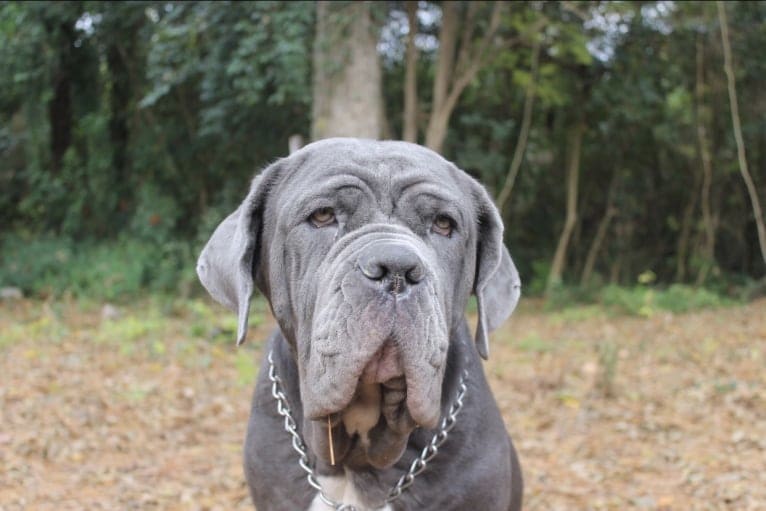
309, 207, 336, 228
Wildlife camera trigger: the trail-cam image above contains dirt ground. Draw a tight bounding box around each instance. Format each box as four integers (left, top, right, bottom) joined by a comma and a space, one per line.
1, 297, 764, 510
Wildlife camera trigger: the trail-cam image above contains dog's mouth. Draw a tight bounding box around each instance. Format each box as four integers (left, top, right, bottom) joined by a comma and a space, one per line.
320, 378, 418, 470
310, 341, 423, 469
359, 341, 404, 384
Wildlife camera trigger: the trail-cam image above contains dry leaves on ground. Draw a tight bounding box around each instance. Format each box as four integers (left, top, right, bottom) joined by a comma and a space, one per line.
0, 298, 764, 510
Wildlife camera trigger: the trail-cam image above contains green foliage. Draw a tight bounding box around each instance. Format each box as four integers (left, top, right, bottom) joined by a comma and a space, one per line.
184, 299, 242, 342
95, 313, 166, 345
2, 0, 766, 302
0, 234, 198, 301
599, 285, 656, 317
546, 283, 736, 317
650, 284, 734, 314
517, 334, 555, 353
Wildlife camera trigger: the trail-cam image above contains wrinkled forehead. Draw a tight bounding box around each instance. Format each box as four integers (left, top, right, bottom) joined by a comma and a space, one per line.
282, 139, 465, 199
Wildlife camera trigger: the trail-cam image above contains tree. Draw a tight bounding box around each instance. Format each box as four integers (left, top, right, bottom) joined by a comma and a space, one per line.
312, 1, 385, 140
495, 36, 542, 212
717, 1, 766, 267
402, 1, 419, 143
44, 5, 79, 174
424, 1, 503, 153
581, 177, 618, 286
694, 32, 717, 284
548, 106, 585, 291
3, 1, 766, 296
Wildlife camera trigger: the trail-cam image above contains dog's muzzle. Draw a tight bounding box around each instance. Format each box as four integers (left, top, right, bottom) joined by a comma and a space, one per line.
299, 225, 450, 434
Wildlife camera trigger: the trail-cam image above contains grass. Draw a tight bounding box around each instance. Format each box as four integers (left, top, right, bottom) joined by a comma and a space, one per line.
516, 333, 556, 353
545, 283, 738, 318
0, 234, 199, 301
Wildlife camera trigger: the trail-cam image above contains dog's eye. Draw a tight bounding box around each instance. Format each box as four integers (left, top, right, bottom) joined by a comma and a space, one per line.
432, 215, 454, 237
309, 207, 336, 227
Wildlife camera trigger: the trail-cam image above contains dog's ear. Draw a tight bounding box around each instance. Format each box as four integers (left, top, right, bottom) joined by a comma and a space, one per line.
472, 183, 521, 360
196, 165, 278, 345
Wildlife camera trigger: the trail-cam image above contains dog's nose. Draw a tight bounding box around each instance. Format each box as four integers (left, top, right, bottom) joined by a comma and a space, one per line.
358, 242, 425, 294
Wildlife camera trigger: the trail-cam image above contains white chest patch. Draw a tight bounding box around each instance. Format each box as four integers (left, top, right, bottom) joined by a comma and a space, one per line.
307, 474, 393, 511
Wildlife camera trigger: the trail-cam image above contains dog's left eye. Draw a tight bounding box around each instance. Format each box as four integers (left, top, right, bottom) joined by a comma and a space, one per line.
309, 207, 336, 227
432, 215, 454, 237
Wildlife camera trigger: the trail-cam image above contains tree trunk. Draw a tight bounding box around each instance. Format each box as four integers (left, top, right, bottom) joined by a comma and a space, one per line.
694, 34, 717, 285
49, 70, 72, 174
496, 38, 542, 212
47, 19, 77, 174
402, 1, 419, 143
675, 165, 701, 282
548, 116, 585, 292
424, 2, 502, 153
107, 40, 136, 201
580, 179, 617, 286
609, 257, 622, 285
311, 1, 385, 140
717, 1, 766, 266
424, 1, 458, 152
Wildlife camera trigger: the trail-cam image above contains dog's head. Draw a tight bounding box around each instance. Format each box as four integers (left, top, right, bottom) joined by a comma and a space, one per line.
197, 138, 520, 468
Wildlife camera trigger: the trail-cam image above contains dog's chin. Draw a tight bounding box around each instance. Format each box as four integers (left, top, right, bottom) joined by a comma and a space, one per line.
309, 376, 419, 470
303, 303, 449, 468
306, 343, 425, 469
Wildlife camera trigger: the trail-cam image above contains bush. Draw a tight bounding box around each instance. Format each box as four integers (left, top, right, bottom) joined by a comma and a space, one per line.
599, 285, 654, 316
0, 234, 200, 301
543, 283, 736, 317
544, 284, 598, 311
598, 284, 733, 316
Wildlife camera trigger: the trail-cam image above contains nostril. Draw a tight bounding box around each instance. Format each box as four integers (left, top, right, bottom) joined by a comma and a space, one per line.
359, 259, 387, 281
405, 264, 425, 284
357, 242, 426, 289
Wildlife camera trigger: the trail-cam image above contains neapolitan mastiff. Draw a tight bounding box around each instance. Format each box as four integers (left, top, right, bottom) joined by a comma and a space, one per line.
197, 138, 523, 510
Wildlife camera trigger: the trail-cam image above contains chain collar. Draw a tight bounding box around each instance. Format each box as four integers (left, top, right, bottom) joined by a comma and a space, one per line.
267, 350, 468, 511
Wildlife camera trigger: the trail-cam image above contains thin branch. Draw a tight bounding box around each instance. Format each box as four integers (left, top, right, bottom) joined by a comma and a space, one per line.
403, 0, 419, 142
695, 33, 716, 285
581, 177, 618, 286
717, 1, 766, 265
454, 1, 480, 81
560, 1, 589, 21
441, 2, 503, 119
431, 1, 458, 116
496, 37, 542, 212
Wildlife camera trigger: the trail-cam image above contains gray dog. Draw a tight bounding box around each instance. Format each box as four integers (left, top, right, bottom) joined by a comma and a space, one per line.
197, 138, 523, 510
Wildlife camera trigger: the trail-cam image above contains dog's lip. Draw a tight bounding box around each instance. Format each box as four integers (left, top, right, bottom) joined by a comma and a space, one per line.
359, 341, 403, 384
308, 363, 406, 422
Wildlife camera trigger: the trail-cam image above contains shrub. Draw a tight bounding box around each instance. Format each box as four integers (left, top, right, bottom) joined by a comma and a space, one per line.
543, 283, 737, 317
599, 284, 732, 316
0, 234, 200, 301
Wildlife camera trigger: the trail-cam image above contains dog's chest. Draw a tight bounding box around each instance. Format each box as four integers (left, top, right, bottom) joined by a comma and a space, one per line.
307, 474, 393, 511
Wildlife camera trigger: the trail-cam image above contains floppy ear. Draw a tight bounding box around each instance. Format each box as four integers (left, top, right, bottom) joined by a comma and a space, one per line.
196, 170, 273, 345
472, 184, 522, 360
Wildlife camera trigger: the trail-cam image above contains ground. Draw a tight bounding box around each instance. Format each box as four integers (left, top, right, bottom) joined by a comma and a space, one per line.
0, 297, 764, 510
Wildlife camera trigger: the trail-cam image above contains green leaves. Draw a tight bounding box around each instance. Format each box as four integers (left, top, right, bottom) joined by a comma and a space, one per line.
1, 0, 766, 298
141, 2, 312, 113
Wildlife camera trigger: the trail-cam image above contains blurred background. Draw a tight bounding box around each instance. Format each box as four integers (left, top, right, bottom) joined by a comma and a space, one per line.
2, 0, 765, 300
1, 1, 765, 510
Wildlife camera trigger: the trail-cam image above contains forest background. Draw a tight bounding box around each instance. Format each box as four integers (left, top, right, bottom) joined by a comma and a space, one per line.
2, 0, 766, 306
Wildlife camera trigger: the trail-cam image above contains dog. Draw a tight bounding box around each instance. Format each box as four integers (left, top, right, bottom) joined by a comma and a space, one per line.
197, 138, 523, 510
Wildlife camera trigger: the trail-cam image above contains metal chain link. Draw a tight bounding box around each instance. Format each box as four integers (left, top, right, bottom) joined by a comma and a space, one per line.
267, 350, 468, 511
